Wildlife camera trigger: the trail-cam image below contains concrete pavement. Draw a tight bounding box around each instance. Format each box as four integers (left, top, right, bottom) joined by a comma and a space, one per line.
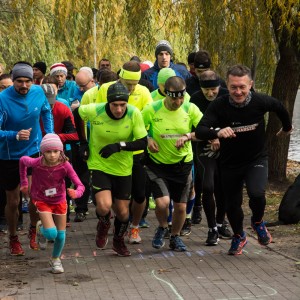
0, 205, 299, 300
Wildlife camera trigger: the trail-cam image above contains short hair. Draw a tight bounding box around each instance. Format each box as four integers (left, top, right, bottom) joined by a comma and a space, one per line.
99, 70, 118, 84
43, 75, 59, 87
130, 55, 141, 63
226, 64, 252, 80
199, 70, 219, 81
194, 50, 211, 68
0, 73, 11, 81
98, 58, 110, 68
165, 76, 186, 91
122, 61, 140, 72
187, 52, 196, 64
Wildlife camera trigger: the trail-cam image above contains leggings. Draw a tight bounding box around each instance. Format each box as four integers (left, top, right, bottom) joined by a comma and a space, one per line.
221, 158, 268, 235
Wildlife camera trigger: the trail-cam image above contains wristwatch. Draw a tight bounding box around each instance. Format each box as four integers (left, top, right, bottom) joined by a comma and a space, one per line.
16, 134, 20, 141
120, 141, 126, 150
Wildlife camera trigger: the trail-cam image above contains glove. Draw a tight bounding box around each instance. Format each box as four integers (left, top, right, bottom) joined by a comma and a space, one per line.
79, 142, 89, 161
67, 188, 77, 199
99, 143, 120, 158
20, 186, 29, 196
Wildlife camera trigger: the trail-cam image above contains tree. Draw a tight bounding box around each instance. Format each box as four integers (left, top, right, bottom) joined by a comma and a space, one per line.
264, 0, 300, 181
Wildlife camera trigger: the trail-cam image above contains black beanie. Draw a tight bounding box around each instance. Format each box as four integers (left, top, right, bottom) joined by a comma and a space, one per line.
155, 40, 173, 58
33, 61, 47, 74
107, 82, 129, 103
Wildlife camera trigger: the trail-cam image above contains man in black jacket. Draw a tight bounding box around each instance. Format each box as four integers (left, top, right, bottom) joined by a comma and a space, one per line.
195, 65, 293, 255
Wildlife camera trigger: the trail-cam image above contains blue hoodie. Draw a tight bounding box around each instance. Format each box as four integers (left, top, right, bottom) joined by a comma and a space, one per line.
0, 84, 54, 159
141, 60, 191, 89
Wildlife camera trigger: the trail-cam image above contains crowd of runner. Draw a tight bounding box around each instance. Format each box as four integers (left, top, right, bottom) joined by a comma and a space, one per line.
0, 40, 293, 274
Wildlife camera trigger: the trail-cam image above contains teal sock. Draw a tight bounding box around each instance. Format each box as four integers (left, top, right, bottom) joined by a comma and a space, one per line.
52, 230, 66, 258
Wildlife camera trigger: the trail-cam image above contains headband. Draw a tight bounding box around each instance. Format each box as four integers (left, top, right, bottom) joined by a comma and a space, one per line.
199, 79, 220, 88
119, 68, 141, 81
165, 89, 186, 98
194, 59, 211, 69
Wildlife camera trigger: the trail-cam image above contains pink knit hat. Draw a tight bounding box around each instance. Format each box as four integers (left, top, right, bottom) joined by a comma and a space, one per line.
40, 133, 63, 153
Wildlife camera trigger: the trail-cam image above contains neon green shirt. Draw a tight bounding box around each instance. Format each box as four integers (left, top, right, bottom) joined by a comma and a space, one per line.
79, 103, 147, 176
151, 89, 190, 102
142, 99, 202, 164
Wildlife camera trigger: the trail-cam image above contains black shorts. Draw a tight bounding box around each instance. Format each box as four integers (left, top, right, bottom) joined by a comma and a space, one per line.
0, 153, 39, 191
91, 170, 131, 200
146, 161, 193, 203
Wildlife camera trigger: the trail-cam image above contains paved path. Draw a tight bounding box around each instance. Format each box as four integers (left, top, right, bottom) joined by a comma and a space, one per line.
0, 206, 299, 300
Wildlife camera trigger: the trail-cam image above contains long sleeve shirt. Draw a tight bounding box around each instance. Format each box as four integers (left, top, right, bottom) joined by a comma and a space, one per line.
0, 85, 53, 160
195, 92, 292, 168
19, 156, 84, 204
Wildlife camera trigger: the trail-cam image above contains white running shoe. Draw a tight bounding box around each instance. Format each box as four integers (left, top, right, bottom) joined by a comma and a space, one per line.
36, 220, 47, 250
49, 258, 64, 274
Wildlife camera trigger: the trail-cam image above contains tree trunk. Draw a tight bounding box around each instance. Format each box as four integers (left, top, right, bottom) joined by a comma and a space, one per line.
264, 1, 300, 182
266, 47, 300, 182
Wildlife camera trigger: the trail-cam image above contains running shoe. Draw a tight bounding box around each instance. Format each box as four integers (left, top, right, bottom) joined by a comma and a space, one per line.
139, 218, 150, 228
22, 198, 29, 213
49, 258, 64, 274
169, 235, 187, 252
36, 220, 47, 250
180, 218, 192, 236
95, 219, 111, 249
228, 233, 247, 255
0, 223, 7, 234
17, 220, 23, 231
217, 224, 232, 239
28, 227, 38, 250
129, 227, 142, 244
152, 227, 168, 249
251, 219, 272, 246
74, 212, 86, 222
9, 235, 25, 256
113, 237, 131, 256
149, 197, 156, 210
205, 229, 219, 246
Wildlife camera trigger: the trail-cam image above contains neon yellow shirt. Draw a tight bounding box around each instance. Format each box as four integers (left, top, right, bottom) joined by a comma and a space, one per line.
79, 103, 147, 176
97, 81, 153, 111
142, 99, 202, 164
81, 85, 100, 105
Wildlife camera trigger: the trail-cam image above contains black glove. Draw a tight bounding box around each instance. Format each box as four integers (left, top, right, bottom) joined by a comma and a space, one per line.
79, 142, 89, 161
99, 143, 120, 158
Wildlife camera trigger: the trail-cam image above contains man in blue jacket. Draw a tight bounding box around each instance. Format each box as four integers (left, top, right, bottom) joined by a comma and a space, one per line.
0, 61, 53, 256
142, 40, 191, 89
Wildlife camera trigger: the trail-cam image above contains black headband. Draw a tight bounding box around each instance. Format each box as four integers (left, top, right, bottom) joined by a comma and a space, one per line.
194, 59, 211, 69
199, 79, 220, 88
165, 89, 186, 98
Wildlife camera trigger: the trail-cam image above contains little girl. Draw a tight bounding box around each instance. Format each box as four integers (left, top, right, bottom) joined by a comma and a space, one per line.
19, 133, 85, 274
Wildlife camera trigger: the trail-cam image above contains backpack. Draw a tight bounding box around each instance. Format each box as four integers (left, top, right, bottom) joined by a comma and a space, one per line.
278, 174, 300, 224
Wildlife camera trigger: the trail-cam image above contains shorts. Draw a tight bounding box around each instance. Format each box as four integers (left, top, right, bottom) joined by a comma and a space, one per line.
91, 170, 131, 200
146, 161, 193, 203
32, 199, 67, 215
0, 152, 40, 191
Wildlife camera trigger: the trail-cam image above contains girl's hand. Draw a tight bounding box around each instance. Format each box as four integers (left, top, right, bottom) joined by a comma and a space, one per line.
20, 186, 29, 198
67, 188, 77, 199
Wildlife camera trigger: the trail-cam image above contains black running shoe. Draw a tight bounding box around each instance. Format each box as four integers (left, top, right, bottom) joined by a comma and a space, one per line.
205, 229, 219, 246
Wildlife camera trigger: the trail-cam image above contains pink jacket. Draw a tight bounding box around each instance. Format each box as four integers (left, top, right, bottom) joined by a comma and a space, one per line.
19, 156, 85, 204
